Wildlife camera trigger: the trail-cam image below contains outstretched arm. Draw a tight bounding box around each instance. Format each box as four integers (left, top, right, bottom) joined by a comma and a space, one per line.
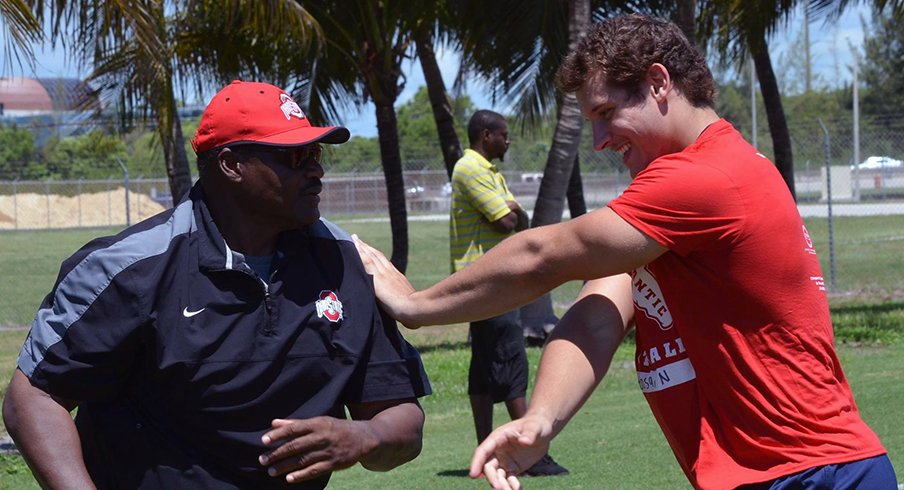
470, 274, 635, 488
259, 399, 424, 484
2, 369, 96, 489
355, 207, 664, 328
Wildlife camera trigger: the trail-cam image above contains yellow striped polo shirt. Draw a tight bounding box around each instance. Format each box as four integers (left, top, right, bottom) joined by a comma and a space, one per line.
450, 149, 517, 272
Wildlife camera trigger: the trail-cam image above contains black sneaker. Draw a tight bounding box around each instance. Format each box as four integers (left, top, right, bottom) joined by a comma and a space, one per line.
524, 454, 569, 477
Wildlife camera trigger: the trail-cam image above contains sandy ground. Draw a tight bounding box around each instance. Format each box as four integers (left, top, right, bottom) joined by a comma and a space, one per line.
0, 188, 167, 230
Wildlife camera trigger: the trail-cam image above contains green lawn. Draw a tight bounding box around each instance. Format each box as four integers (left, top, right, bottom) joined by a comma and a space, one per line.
2, 214, 903, 326
0, 227, 121, 327
0, 214, 902, 488
804, 215, 904, 295
2, 328, 900, 490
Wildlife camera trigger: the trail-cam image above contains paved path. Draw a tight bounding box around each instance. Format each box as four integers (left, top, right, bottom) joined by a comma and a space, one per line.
797, 203, 904, 218
0, 436, 19, 455
338, 202, 904, 225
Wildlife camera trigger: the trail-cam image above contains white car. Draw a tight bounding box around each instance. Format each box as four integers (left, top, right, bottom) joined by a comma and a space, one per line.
852, 156, 904, 170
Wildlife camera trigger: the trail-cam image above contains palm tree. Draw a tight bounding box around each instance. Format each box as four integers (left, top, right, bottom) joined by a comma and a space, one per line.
36, 1, 322, 203
675, 0, 697, 41
299, 0, 425, 273
31, 0, 427, 272
447, 0, 589, 335
700, 0, 799, 199
38, 1, 191, 200
530, 0, 589, 227
0, 0, 42, 71
414, 11, 463, 179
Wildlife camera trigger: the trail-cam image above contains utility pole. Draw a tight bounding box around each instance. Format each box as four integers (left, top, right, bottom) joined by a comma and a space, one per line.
804, 7, 812, 92
849, 38, 861, 201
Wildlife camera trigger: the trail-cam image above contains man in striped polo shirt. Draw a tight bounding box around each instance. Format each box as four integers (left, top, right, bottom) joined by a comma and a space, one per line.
449, 110, 567, 477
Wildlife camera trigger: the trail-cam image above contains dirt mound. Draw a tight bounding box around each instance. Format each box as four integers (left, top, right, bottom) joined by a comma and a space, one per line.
0, 188, 167, 230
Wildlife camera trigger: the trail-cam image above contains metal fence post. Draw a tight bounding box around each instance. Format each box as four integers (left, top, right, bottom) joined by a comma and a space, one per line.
12, 179, 18, 230
78, 178, 83, 227
817, 119, 836, 293
106, 177, 112, 226
136, 177, 142, 222
117, 159, 131, 226
45, 178, 51, 229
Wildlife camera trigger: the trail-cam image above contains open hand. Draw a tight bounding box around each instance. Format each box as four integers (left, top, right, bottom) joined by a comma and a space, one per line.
469, 415, 553, 489
351, 234, 421, 328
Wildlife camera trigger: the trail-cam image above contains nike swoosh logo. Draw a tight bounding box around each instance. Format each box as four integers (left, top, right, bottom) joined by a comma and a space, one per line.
183, 307, 206, 318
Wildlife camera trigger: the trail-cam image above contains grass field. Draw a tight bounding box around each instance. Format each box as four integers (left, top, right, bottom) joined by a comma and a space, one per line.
0, 214, 902, 488
3, 213, 902, 326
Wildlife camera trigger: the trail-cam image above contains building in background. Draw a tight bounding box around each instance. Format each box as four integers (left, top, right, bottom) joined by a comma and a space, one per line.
0, 76, 100, 145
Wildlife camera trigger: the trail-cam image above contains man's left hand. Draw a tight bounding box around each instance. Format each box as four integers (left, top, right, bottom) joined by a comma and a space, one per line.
507, 201, 529, 232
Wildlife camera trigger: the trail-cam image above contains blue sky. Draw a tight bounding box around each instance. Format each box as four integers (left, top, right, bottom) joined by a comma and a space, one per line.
2, 5, 871, 138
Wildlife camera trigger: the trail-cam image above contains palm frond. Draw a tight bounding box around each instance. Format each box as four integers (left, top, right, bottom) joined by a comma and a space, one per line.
1, 0, 42, 70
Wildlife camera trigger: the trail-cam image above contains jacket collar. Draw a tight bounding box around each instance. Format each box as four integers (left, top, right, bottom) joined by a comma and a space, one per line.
188, 184, 310, 272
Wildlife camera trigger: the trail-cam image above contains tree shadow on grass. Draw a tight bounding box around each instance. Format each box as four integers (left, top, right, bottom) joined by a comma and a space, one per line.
832, 300, 904, 315
414, 340, 469, 354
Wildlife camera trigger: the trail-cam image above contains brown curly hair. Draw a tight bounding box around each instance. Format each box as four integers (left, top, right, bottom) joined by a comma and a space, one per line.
556, 14, 716, 108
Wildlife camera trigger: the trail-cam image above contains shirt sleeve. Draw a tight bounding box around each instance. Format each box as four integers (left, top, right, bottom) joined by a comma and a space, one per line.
464, 168, 513, 223
342, 306, 432, 403
18, 237, 145, 402
608, 156, 747, 256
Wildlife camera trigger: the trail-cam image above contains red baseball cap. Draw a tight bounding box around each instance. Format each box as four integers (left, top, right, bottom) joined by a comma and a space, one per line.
191, 80, 350, 155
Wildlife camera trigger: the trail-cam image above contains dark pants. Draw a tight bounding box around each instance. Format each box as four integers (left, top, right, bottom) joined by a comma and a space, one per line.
739, 454, 897, 490
468, 309, 528, 403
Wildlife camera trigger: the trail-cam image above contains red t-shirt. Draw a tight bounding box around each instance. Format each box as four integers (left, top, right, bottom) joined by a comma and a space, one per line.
608, 119, 886, 489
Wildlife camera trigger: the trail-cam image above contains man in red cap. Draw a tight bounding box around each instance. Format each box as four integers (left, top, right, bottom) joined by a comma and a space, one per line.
3, 80, 431, 489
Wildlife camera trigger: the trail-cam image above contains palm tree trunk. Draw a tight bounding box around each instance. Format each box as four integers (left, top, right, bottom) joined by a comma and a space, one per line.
566, 153, 586, 218
529, 0, 588, 226
375, 101, 410, 273
160, 85, 192, 204
531, 92, 584, 225
675, 0, 697, 44
520, 0, 589, 340
415, 29, 462, 179
751, 38, 796, 200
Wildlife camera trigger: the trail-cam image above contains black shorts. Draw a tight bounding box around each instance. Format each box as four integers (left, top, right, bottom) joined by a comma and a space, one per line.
468, 309, 528, 403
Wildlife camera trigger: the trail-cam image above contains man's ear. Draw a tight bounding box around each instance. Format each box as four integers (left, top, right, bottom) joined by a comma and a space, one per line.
216, 148, 243, 183
647, 63, 672, 102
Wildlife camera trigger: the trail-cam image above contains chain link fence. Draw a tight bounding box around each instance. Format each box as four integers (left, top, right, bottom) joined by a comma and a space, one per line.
1, 125, 902, 298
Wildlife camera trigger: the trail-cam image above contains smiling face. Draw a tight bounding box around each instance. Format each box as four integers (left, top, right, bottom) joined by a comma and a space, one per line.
576, 69, 677, 178
235, 144, 325, 230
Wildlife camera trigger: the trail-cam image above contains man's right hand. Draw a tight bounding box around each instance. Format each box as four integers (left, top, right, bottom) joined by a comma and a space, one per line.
352, 234, 421, 328
468, 414, 554, 489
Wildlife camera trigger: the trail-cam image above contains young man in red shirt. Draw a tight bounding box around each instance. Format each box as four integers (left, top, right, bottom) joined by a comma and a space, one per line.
355, 14, 896, 490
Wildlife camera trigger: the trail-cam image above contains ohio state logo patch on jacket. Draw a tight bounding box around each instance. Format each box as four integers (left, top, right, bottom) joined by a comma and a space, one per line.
315, 290, 344, 323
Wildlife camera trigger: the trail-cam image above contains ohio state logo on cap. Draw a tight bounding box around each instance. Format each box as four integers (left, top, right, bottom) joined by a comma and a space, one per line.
279, 93, 306, 121
315, 290, 343, 323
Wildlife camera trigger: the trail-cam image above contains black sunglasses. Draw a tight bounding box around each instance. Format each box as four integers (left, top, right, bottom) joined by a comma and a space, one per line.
237, 144, 323, 170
